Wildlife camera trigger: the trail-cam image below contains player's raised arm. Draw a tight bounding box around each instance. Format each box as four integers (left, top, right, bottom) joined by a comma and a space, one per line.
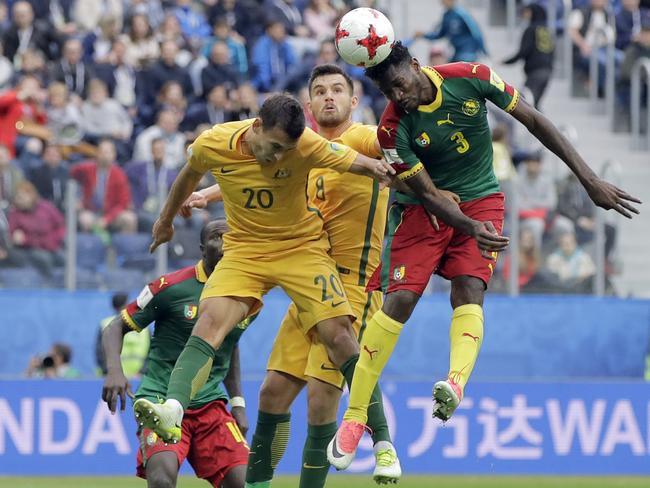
179, 183, 223, 218
151, 162, 205, 252
509, 99, 641, 218
347, 152, 395, 186
101, 316, 134, 414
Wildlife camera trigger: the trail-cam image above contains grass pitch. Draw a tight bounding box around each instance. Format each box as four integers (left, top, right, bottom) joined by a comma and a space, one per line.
2, 476, 649, 487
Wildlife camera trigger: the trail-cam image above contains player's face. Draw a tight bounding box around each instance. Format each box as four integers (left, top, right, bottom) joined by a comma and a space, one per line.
201, 223, 225, 270
375, 60, 423, 113
249, 121, 298, 165
308, 74, 358, 128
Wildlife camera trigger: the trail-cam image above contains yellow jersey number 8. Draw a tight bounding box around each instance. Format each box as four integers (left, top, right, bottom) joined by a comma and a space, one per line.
450, 131, 470, 154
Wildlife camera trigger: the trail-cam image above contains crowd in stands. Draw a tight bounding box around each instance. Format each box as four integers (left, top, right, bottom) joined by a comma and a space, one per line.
0, 0, 643, 295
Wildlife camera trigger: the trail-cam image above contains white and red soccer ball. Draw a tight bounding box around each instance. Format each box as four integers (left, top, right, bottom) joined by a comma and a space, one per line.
335, 8, 395, 68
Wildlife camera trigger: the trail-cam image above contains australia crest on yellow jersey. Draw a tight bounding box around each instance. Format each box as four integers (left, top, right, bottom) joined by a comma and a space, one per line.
329, 142, 347, 157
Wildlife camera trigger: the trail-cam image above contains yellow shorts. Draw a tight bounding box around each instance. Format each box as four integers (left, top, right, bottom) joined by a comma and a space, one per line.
201, 240, 354, 332
267, 281, 382, 388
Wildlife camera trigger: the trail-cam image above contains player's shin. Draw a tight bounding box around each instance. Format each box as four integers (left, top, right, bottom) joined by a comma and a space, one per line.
342, 310, 404, 424
166, 335, 216, 410
245, 412, 291, 487
299, 422, 337, 488
447, 304, 484, 396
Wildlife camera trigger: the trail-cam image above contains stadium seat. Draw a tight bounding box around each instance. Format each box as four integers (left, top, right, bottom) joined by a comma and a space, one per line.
50, 267, 101, 289
102, 268, 146, 290
111, 233, 156, 271
0, 267, 44, 288
76, 234, 107, 272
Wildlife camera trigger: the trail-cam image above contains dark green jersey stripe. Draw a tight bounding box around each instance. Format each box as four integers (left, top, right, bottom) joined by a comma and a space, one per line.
357, 181, 380, 286
357, 291, 374, 342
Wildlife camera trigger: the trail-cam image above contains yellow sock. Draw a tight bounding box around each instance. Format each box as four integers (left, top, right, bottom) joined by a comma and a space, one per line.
448, 304, 484, 396
344, 310, 403, 424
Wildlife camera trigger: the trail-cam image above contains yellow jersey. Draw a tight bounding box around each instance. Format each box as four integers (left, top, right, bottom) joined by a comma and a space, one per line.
188, 119, 358, 255
307, 123, 389, 287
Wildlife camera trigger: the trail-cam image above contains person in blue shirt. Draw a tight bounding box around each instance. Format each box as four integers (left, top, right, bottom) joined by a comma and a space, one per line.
250, 20, 296, 93
414, 0, 487, 62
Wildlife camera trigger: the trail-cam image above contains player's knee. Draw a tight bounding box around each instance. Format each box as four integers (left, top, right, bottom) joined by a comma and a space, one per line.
307, 384, 340, 424
258, 372, 300, 413
325, 327, 359, 367
147, 470, 176, 488
450, 276, 485, 308
383, 290, 420, 323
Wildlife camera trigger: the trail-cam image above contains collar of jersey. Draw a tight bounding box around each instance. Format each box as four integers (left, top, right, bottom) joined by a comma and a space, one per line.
195, 260, 208, 283
417, 66, 444, 113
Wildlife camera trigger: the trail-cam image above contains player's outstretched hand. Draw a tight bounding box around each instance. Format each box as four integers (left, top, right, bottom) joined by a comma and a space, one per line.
150, 219, 174, 253
179, 191, 208, 218
471, 221, 510, 253
231, 406, 249, 437
586, 178, 641, 219
102, 370, 133, 414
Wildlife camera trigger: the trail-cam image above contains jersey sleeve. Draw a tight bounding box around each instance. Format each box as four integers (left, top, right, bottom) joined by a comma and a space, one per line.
350, 124, 382, 159
472, 63, 520, 113
187, 128, 225, 174
120, 284, 159, 332
377, 103, 424, 181
298, 127, 358, 173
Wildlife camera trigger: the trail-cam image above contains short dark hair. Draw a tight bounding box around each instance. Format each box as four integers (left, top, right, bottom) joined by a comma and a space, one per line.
364, 41, 412, 82
259, 94, 305, 140
200, 219, 229, 245
52, 343, 72, 364
308, 64, 354, 95
111, 292, 128, 310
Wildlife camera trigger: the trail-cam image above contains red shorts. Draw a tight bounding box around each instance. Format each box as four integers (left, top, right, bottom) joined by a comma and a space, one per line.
136, 399, 249, 486
367, 192, 505, 295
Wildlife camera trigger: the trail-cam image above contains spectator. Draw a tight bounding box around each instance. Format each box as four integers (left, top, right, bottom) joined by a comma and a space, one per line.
351, 79, 377, 125
46, 82, 84, 147
491, 125, 516, 194
49, 0, 77, 37
26, 343, 81, 378
0, 208, 23, 268
125, 138, 177, 232
304, 0, 338, 41
82, 15, 121, 64
126, 0, 165, 30
617, 13, 650, 123
133, 109, 186, 169
202, 16, 248, 77
96, 292, 150, 378
156, 80, 188, 119
50, 38, 93, 99
71, 0, 123, 34
0, 144, 24, 210
7, 180, 65, 278
0, 75, 47, 157
201, 41, 241, 96
70, 139, 137, 234
414, 0, 487, 62
26, 144, 69, 211
556, 172, 618, 258
615, 0, 641, 52
156, 13, 192, 59
13, 48, 49, 85
1, 1, 60, 63
568, 0, 614, 90
501, 227, 541, 291
517, 150, 557, 249
546, 232, 596, 292
122, 13, 160, 70
81, 78, 132, 158
251, 20, 297, 93
428, 44, 449, 66
143, 40, 193, 105
275, 38, 338, 92
503, 3, 555, 109
173, 0, 211, 43
0, 43, 13, 90
207, 0, 266, 43
232, 83, 260, 120
93, 38, 138, 109
184, 85, 237, 131
265, 0, 310, 37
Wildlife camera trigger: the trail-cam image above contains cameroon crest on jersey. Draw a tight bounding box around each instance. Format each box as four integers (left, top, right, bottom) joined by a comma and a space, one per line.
415, 132, 430, 148
184, 304, 198, 320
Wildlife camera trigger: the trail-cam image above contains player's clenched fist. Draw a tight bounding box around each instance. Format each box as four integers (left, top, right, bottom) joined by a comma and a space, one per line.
179, 191, 209, 218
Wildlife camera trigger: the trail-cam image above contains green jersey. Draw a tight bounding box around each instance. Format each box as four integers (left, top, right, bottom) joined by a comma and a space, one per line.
378, 63, 520, 202
122, 261, 254, 409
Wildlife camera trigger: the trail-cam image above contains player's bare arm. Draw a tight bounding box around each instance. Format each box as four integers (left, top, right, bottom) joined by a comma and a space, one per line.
223, 345, 248, 436
403, 171, 509, 252
101, 317, 134, 414
151, 163, 205, 252
179, 183, 223, 218
391, 176, 460, 230
510, 99, 641, 218
348, 152, 395, 186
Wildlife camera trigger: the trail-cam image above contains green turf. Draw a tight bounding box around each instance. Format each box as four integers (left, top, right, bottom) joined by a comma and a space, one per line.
2, 476, 650, 488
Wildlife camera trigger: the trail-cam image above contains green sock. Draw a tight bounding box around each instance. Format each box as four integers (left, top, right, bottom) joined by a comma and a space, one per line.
246, 411, 291, 484
340, 355, 391, 444
299, 422, 336, 488
166, 335, 215, 410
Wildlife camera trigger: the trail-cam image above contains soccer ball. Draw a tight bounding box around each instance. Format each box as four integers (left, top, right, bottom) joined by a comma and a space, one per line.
335, 8, 395, 68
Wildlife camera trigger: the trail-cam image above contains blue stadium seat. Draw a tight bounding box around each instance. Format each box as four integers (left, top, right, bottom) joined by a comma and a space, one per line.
102, 268, 146, 290
111, 233, 156, 271
76, 234, 107, 272
0, 267, 45, 288
50, 267, 101, 289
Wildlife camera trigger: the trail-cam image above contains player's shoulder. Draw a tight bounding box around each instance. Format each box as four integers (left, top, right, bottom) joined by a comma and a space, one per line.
433, 62, 493, 82
192, 119, 253, 154
147, 265, 197, 296
378, 102, 407, 148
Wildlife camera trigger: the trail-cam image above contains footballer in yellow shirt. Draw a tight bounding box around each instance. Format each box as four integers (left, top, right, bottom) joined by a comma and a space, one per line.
134, 94, 393, 448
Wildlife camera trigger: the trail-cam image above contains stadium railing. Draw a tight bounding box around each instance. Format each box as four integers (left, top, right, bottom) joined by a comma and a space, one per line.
630, 57, 650, 150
